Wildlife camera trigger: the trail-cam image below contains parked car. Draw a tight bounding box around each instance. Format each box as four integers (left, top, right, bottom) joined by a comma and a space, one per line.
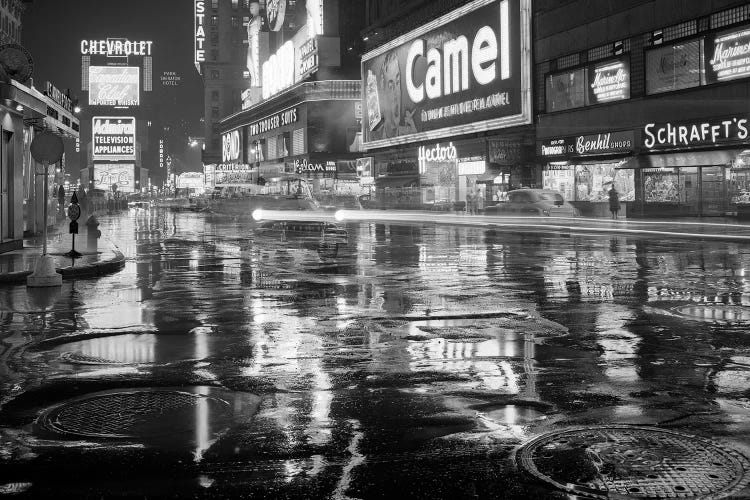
482, 189, 579, 217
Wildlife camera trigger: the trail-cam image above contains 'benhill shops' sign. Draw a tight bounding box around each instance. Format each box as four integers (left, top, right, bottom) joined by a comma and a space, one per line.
538, 131, 635, 159
361, 0, 531, 148
92, 117, 136, 161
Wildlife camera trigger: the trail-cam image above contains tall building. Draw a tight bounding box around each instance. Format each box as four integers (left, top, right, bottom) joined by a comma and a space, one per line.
196, 0, 366, 201
535, 0, 750, 218
194, 0, 257, 165
78, 36, 155, 196
0, 0, 25, 44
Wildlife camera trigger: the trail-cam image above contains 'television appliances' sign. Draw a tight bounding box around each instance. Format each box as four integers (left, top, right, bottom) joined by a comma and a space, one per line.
361, 0, 532, 149
707, 26, 750, 83
89, 66, 140, 106
644, 116, 750, 150
248, 107, 299, 136
92, 117, 136, 160
588, 57, 630, 104
538, 131, 635, 158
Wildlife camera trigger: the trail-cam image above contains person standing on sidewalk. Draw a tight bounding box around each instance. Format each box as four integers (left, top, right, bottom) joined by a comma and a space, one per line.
57, 185, 65, 216
608, 187, 621, 219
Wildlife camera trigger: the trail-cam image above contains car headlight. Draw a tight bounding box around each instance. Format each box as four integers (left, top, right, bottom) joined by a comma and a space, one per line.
251, 209, 264, 221
542, 209, 550, 216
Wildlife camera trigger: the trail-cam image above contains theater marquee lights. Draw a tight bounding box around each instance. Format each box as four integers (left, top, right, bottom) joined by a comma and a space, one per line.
361, 0, 531, 150
194, 0, 207, 67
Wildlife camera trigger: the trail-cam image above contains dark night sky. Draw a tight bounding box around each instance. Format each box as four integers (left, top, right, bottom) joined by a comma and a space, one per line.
22, 0, 205, 174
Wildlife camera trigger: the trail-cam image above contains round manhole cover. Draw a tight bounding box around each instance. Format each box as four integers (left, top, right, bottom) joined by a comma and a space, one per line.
38, 389, 231, 439
516, 425, 750, 499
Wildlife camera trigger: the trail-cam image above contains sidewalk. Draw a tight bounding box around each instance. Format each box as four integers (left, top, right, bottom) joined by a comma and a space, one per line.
0, 218, 125, 284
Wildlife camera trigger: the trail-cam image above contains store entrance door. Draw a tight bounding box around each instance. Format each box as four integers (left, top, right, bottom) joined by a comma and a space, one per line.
700, 166, 726, 215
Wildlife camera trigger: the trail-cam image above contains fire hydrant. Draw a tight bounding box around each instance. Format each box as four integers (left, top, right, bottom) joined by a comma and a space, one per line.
86, 215, 101, 252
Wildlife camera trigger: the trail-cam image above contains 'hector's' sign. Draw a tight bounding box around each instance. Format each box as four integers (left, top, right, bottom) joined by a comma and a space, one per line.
361, 0, 531, 148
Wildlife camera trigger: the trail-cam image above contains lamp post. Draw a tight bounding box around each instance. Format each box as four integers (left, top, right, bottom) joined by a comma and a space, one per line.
28, 131, 65, 287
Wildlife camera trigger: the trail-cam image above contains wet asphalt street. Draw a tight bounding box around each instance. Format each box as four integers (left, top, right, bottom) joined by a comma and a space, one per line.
1, 208, 750, 499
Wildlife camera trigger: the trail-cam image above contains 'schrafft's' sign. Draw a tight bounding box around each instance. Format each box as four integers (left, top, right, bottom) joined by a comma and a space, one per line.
588, 57, 630, 104
89, 66, 140, 106
643, 116, 750, 150
92, 117, 136, 161
194, 0, 206, 66
361, 0, 531, 149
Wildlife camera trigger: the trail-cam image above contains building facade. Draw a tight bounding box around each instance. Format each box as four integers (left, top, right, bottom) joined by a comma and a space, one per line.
536, 0, 750, 218
206, 0, 367, 202
361, 0, 535, 210
0, 0, 80, 253
194, 0, 259, 165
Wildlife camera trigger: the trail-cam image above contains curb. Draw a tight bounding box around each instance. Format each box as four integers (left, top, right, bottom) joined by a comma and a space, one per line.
0, 249, 126, 285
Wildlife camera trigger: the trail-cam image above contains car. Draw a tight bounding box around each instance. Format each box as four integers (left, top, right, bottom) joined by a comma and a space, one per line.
482, 189, 579, 217
254, 220, 348, 258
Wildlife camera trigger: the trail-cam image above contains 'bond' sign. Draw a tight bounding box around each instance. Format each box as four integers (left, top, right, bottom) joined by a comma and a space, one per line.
92, 117, 136, 160
361, 0, 531, 149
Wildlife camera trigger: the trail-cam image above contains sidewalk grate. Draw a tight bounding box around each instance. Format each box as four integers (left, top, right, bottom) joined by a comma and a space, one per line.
516, 425, 750, 499
38, 390, 229, 439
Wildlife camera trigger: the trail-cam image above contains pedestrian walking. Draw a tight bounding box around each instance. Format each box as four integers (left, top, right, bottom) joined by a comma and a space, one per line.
466, 190, 476, 215
608, 187, 620, 219
57, 185, 65, 215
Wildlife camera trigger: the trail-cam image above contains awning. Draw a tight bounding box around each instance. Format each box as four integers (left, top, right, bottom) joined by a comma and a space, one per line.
619, 150, 745, 169
374, 176, 419, 188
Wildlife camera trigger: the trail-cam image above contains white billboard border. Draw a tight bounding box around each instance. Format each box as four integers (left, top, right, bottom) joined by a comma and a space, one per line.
360, 0, 532, 151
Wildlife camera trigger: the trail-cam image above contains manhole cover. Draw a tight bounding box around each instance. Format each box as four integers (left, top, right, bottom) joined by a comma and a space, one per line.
516, 425, 750, 499
38, 389, 230, 439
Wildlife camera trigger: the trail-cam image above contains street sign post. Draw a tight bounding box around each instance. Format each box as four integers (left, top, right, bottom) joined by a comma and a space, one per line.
27, 131, 65, 287
64, 192, 82, 258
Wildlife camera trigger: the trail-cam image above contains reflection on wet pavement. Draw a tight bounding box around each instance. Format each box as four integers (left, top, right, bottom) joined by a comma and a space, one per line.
0, 210, 749, 498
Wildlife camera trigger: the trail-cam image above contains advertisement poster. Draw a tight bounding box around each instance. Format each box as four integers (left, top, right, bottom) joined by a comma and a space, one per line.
94, 163, 135, 193
588, 57, 630, 104
92, 116, 136, 161
707, 26, 750, 83
361, 0, 530, 147
546, 68, 586, 112
646, 39, 704, 94
89, 66, 140, 106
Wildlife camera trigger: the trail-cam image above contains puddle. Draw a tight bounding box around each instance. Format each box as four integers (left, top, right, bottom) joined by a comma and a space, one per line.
672, 304, 750, 323
482, 405, 546, 425
50, 332, 244, 365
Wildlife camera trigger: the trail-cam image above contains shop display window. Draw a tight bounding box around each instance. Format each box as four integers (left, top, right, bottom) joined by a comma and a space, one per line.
543, 163, 634, 202
730, 169, 750, 205
644, 170, 680, 203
